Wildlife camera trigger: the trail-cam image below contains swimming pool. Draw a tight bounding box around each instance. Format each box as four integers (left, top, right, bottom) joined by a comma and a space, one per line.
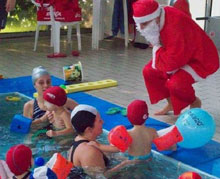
0, 92, 72, 160
0, 92, 217, 179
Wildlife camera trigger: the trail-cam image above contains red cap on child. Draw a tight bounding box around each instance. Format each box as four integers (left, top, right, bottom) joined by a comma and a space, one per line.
6, 144, 32, 175
127, 100, 149, 125
43, 86, 67, 106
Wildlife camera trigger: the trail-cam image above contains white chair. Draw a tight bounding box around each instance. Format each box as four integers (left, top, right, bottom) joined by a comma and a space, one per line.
47, 1, 82, 57
31, 0, 81, 57
51, 12, 81, 56
31, 0, 54, 51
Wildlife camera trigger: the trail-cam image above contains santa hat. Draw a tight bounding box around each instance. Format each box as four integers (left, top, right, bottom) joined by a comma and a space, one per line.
6, 144, 32, 176
133, 0, 161, 24
43, 86, 67, 107
127, 100, 149, 125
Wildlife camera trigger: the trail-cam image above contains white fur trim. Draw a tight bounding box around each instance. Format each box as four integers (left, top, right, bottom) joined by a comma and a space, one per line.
166, 65, 203, 82
181, 65, 203, 82
167, 69, 178, 74
71, 104, 97, 119
159, 7, 165, 31
133, 6, 161, 24
152, 45, 161, 69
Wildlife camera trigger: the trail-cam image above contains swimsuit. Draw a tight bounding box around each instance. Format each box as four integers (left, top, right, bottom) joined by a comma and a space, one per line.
70, 140, 109, 167
33, 99, 46, 121
127, 152, 152, 161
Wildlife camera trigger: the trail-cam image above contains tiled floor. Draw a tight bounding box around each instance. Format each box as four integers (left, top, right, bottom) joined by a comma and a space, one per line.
0, 33, 220, 142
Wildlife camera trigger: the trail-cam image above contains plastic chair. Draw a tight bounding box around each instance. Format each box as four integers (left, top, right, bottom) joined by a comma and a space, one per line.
47, 0, 82, 58
31, 0, 54, 51
31, 0, 82, 58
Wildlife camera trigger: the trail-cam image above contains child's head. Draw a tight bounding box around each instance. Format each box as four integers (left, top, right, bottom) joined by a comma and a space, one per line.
71, 104, 102, 135
127, 100, 149, 125
6, 144, 33, 176
43, 86, 67, 111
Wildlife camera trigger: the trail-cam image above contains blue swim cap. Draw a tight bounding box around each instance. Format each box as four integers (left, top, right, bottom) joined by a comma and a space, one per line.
32, 66, 50, 85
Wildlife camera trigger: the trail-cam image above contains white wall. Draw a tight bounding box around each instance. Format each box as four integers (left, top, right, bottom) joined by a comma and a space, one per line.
188, 0, 220, 29
211, 0, 220, 16
189, 0, 206, 29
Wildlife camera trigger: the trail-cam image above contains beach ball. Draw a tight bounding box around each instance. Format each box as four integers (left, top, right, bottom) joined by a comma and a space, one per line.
176, 108, 215, 148
178, 171, 201, 179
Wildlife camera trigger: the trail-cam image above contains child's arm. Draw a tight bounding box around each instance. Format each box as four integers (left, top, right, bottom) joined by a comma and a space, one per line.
46, 111, 74, 137
88, 141, 120, 153
65, 98, 78, 110
152, 128, 159, 140
152, 125, 178, 151
105, 159, 141, 177
6, 0, 16, 12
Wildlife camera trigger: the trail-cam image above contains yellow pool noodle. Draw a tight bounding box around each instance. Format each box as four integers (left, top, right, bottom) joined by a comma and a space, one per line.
33, 79, 118, 98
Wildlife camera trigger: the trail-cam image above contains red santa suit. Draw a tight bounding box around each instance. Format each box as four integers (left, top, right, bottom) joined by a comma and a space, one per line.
133, 0, 219, 115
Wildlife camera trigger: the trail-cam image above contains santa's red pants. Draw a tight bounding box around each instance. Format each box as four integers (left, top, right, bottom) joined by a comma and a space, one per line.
143, 61, 196, 115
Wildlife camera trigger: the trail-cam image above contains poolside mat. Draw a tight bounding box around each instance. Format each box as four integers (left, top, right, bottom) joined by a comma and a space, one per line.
0, 76, 220, 178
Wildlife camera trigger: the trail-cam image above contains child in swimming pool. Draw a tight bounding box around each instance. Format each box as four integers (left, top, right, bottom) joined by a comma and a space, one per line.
124, 100, 158, 160
6, 144, 33, 178
89, 100, 158, 161
23, 66, 78, 125
43, 86, 75, 137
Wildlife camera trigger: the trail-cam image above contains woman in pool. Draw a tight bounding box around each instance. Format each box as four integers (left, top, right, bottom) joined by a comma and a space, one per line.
68, 105, 108, 174
68, 104, 133, 177
23, 66, 78, 125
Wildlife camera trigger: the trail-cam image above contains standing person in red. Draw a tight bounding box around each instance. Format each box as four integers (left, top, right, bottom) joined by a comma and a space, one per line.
132, 0, 219, 115
170, 0, 191, 17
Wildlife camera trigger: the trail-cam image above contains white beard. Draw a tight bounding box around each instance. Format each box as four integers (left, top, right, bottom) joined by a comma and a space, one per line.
136, 20, 160, 46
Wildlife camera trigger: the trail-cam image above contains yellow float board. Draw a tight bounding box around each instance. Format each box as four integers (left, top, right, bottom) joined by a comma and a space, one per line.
33, 79, 117, 97
66, 79, 117, 93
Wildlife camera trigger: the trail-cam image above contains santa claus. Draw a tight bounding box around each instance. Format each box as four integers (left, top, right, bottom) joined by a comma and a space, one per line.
133, 0, 219, 115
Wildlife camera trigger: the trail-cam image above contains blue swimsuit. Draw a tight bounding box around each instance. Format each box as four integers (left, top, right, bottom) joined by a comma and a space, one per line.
128, 152, 152, 161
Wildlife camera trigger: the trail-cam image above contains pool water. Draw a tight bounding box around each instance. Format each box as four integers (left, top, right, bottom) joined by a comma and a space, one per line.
107, 151, 217, 179
0, 92, 31, 159
0, 92, 74, 160
0, 92, 217, 179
